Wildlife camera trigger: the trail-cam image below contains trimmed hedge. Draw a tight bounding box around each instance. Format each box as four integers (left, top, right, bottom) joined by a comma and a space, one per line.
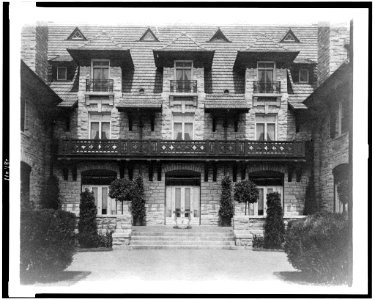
78, 189, 99, 248
264, 192, 285, 249
284, 212, 350, 283
218, 176, 234, 226
20, 209, 76, 279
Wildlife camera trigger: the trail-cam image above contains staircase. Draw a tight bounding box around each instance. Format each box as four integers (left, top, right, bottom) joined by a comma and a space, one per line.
129, 226, 237, 249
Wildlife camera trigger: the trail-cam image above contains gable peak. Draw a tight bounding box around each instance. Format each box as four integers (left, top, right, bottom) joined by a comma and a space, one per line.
208, 28, 231, 43
280, 29, 300, 43
67, 27, 86, 41
139, 28, 159, 42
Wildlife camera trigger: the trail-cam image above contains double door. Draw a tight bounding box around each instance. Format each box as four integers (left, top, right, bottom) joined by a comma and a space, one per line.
165, 186, 200, 225
250, 186, 283, 216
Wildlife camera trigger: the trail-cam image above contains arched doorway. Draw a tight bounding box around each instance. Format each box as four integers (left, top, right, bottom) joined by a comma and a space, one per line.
165, 170, 201, 225
248, 171, 284, 216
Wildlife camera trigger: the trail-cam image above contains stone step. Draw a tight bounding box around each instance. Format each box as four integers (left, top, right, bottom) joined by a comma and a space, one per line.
131, 236, 235, 241
131, 226, 234, 232
128, 245, 239, 250
130, 240, 235, 246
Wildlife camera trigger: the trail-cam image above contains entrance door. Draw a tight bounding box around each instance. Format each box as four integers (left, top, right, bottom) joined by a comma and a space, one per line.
166, 186, 200, 225
250, 186, 283, 216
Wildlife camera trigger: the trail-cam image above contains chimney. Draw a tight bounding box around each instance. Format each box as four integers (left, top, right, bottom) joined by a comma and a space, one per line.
317, 22, 350, 86
21, 23, 49, 82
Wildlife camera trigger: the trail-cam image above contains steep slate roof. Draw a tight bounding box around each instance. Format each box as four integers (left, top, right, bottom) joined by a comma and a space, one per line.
46, 25, 320, 106
287, 69, 314, 109
48, 66, 79, 107
204, 94, 249, 111
244, 33, 292, 52
157, 32, 209, 51
68, 30, 124, 51
117, 94, 162, 110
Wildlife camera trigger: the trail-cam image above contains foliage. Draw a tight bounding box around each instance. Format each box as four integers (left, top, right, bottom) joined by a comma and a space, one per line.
96, 231, 113, 248
218, 176, 234, 226
234, 180, 259, 215
337, 178, 350, 205
252, 235, 264, 249
303, 177, 318, 215
78, 189, 98, 248
20, 209, 76, 280
109, 178, 134, 203
131, 176, 146, 225
284, 212, 350, 283
264, 192, 285, 249
41, 175, 60, 210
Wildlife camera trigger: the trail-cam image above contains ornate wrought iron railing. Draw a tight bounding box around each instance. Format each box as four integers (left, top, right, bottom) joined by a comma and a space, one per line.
170, 80, 198, 93
58, 139, 306, 159
86, 79, 114, 92
253, 81, 281, 94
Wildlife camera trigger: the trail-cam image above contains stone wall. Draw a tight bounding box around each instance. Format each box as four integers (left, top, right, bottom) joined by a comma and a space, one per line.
21, 96, 52, 207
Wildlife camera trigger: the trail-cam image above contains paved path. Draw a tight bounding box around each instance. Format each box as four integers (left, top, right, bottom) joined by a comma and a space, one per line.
20, 249, 350, 295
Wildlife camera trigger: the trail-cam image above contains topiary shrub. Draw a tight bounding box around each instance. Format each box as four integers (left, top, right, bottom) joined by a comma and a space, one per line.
78, 189, 98, 248
303, 177, 318, 215
41, 175, 60, 210
234, 180, 259, 215
284, 212, 350, 283
20, 209, 76, 281
264, 192, 285, 249
109, 178, 134, 214
219, 176, 234, 226
131, 176, 146, 226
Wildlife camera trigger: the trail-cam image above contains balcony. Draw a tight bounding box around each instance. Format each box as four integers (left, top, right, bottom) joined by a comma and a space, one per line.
58, 139, 306, 161
253, 81, 281, 94
170, 80, 197, 93
86, 79, 114, 92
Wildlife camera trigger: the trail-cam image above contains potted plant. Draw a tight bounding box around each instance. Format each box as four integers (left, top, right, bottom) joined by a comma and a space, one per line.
109, 178, 133, 214
234, 180, 259, 215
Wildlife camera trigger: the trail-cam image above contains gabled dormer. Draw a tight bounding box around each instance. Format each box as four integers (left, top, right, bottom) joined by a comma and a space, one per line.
208, 28, 231, 43
139, 28, 159, 42
280, 29, 300, 43
67, 27, 87, 41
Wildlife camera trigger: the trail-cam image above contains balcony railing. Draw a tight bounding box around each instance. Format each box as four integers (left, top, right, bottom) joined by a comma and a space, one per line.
86, 79, 114, 92
170, 80, 197, 93
253, 81, 281, 94
58, 139, 306, 160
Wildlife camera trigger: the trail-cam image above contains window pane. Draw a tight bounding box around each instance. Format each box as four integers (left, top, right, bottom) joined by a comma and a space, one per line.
184, 123, 193, 140
299, 69, 308, 82
91, 122, 100, 139
92, 187, 98, 208
57, 68, 66, 80
265, 70, 273, 82
102, 187, 108, 214
256, 124, 265, 141
101, 122, 110, 140
93, 61, 109, 67
267, 124, 275, 141
258, 188, 264, 216
176, 69, 184, 81
182, 69, 191, 80
185, 188, 191, 210
258, 62, 274, 69
175, 188, 181, 217
174, 123, 183, 140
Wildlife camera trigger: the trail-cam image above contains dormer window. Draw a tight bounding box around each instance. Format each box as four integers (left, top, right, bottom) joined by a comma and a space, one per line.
298, 69, 309, 83
171, 61, 197, 93
139, 28, 159, 42
57, 67, 67, 81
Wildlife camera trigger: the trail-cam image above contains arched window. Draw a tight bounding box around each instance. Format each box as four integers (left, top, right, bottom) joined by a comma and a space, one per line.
333, 164, 350, 214
21, 162, 32, 207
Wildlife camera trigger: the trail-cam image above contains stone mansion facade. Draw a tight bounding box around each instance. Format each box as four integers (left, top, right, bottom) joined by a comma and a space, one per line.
21, 24, 351, 235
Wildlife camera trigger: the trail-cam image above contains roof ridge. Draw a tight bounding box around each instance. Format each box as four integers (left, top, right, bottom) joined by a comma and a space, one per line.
79, 30, 123, 49
160, 31, 207, 50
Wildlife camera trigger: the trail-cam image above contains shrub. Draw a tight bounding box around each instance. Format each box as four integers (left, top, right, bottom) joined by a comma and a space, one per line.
97, 231, 113, 248
20, 209, 76, 280
41, 175, 60, 210
337, 178, 350, 206
218, 176, 234, 226
303, 177, 318, 215
131, 176, 146, 225
284, 212, 350, 283
78, 189, 98, 248
234, 180, 259, 215
264, 192, 285, 249
109, 178, 134, 214
252, 235, 264, 249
